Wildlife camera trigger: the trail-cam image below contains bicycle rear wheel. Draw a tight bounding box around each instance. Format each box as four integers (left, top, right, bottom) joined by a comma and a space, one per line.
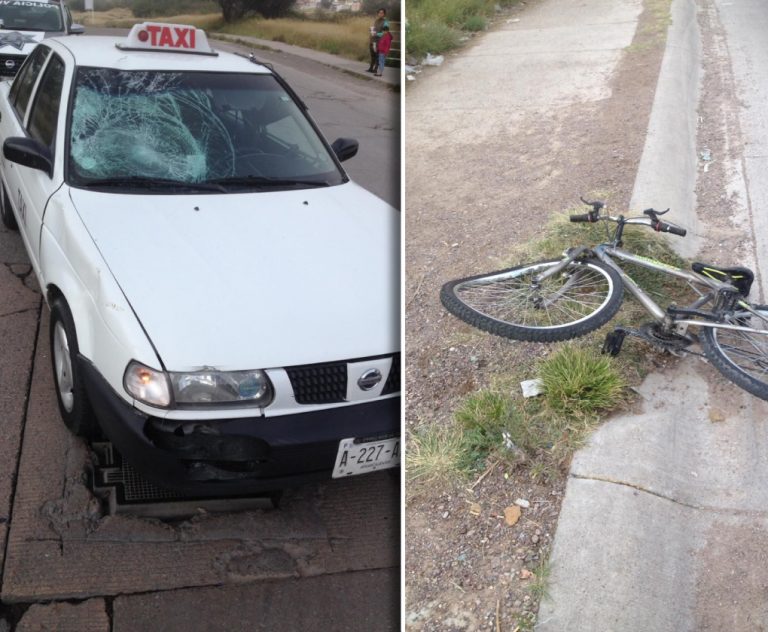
700, 305, 768, 401
440, 258, 623, 342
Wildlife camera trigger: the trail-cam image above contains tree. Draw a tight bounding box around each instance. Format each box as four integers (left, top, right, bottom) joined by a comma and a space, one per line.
361, 0, 400, 20
217, 0, 297, 22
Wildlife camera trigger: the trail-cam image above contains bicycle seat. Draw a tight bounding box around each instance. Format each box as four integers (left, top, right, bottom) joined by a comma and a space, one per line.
692, 262, 754, 297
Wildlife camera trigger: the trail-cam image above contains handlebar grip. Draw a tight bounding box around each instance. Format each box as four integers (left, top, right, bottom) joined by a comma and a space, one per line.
570, 213, 592, 223
657, 221, 686, 237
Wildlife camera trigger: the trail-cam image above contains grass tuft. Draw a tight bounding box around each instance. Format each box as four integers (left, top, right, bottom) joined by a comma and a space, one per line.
463, 15, 487, 31
539, 344, 627, 420
406, 422, 468, 489
529, 559, 553, 602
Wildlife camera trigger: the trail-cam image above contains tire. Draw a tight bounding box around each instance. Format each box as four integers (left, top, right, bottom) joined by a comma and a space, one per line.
440, 258, 624, 342
0, 181, 17, 231
49, 297, 100, 439
700, 304, 768, 402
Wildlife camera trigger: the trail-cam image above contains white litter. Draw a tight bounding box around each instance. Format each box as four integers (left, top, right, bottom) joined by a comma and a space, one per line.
424, 53, 444, 66
520, 378, 543, 398
515, 498, 530, 508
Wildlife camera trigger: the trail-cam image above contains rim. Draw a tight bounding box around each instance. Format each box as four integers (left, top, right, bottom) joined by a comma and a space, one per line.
53, 321, 75, 412
454, 261, 615, 329
712, 310, 768, 385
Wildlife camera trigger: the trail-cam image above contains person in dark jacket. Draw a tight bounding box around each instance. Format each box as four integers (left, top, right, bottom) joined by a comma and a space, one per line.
367, 7, 389, 73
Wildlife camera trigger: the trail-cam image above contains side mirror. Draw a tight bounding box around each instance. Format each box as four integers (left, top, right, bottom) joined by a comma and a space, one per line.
4, 137, 53, 177
69, 24, 85, 35
331, 137, 359, 163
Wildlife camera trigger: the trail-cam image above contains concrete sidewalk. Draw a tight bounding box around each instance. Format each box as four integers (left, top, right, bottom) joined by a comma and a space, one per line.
211, 33, 400, 88
537, 1, 768, 629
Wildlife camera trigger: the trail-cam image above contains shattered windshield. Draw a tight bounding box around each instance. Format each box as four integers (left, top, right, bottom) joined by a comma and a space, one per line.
68, 68, 344, 192
0, 1, 63, 32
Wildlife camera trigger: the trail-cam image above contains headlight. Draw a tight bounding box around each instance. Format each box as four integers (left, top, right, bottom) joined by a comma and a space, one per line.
124, 362, 273, 408
124, 361, 171, 407
170, 368, 273, 407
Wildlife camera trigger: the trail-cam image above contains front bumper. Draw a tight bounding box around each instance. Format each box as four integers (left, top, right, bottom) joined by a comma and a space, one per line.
79, 358, 400, 496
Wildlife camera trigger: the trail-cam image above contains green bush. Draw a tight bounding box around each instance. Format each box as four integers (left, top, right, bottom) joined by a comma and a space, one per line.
406, 19, 460, 58
463, 15, 486, 31
361, 0, 401, 21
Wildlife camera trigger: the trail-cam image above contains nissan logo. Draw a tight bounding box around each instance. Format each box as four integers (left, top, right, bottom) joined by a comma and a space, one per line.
5, 60, 15, 69
357, 368, 382, 391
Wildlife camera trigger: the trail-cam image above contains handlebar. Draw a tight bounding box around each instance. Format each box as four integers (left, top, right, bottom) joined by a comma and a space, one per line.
569, 199, 686, 237
569, 213, 597, 223
654, 220, 686, 237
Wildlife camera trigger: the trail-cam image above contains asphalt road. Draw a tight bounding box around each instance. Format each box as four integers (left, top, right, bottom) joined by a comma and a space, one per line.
0, 31, 400, 632
717, 0, 768, 301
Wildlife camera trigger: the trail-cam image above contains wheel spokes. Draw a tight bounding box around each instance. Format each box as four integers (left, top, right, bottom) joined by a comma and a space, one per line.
455, 264, 612, 329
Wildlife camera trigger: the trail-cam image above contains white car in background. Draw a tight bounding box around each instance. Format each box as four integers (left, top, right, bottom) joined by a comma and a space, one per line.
0, 0, 82, 78
0, 24, 400, 494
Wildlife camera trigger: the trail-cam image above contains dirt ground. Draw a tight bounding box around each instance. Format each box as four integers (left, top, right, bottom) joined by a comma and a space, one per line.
404, 1, 675, 629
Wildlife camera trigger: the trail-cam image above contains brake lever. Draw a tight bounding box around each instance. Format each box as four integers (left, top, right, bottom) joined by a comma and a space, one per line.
579, 196, 605, 220
643, 207, 670, 219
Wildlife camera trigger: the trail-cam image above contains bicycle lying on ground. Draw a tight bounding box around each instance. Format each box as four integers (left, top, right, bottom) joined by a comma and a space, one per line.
440, 198, 768, 401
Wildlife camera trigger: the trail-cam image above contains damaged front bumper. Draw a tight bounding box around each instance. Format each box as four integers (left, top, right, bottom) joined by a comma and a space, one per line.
79, 358, 400, 496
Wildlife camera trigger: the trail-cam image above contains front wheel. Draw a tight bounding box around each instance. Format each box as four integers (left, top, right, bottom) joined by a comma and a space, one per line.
50, 297, 100, 439
440, 258, 624, 342
700, 305, 768, 402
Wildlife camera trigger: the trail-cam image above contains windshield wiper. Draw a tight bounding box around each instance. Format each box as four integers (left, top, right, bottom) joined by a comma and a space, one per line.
205, 175, 331, 189
78, 176, 227, 193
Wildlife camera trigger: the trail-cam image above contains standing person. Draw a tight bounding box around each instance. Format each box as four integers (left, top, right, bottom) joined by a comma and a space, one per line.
366, 7, 389, 73
375, 24, 393, 77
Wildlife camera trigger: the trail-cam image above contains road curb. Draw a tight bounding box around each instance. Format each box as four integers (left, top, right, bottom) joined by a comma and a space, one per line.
629, 0, 702, 259
210, 33, 400, 89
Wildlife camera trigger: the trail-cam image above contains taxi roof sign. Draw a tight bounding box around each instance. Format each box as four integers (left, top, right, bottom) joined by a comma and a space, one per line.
117, 23, 216, 56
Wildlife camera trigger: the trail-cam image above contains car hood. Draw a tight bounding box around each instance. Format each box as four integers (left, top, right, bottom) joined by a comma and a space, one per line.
0, 30, 48, 54
69, 183, 399, 371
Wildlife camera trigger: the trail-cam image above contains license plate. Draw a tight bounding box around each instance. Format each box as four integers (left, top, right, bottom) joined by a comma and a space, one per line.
332, 437, 400, 478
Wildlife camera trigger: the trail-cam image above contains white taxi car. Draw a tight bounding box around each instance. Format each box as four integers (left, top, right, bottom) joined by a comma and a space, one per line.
0, 24, 400, 494
0, 0, 83, 79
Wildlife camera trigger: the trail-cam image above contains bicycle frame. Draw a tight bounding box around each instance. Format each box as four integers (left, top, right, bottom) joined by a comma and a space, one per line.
592, 243, 768, 335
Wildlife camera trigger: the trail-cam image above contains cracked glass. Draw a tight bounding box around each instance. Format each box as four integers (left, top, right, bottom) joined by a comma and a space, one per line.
68, 68, 343, 192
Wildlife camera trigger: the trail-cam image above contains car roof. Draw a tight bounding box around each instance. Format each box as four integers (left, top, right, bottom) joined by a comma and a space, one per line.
48, 34, 272, 74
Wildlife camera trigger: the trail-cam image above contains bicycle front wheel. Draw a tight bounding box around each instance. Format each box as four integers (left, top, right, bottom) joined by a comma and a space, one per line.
700, 305, 768, 401
440, 258, 624, 342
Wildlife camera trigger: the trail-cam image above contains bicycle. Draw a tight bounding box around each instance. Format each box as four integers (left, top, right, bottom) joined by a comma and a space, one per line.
440, 198, 768, 401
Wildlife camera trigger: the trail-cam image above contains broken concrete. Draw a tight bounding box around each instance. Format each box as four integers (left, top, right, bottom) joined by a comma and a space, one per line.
16, 599, 109, 632
113, 569, 399, 631
2, 313, 398, 603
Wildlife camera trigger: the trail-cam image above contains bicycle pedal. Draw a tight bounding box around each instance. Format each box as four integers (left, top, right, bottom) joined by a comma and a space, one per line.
602, 329, 627, 357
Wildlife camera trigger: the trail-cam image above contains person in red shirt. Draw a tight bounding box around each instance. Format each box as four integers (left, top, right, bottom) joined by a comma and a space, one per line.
376, 25, 393, 77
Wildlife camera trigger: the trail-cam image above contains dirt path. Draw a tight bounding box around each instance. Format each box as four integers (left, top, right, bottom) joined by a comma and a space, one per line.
404, 0, 673, 628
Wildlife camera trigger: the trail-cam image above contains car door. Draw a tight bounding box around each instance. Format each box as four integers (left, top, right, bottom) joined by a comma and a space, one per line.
0, 44, 49, 263
7, 47, 66, 270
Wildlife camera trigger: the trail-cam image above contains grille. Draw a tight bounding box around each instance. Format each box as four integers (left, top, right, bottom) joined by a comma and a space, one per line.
0, 54, 26, 77
286, 362, 347, 404
286, 354, 401, 404
381, 353, 400, 395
